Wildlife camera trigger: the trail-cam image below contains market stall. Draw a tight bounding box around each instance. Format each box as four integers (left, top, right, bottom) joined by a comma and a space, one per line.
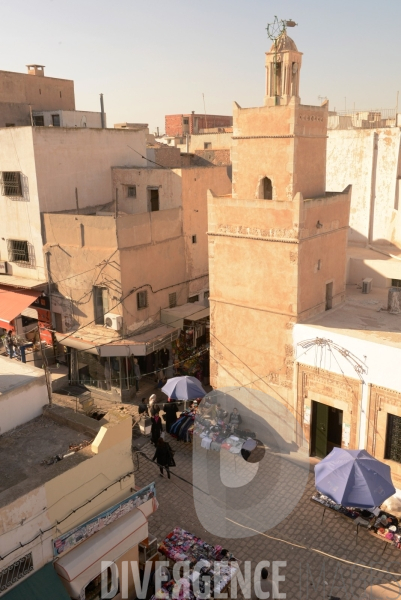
150, 528, 238, 600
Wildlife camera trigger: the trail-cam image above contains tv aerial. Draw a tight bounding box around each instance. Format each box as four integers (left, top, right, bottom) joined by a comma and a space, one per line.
266, 17, 297, 104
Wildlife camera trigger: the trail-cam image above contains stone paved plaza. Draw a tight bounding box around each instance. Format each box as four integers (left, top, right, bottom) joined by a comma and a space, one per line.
134, 433, 401, 600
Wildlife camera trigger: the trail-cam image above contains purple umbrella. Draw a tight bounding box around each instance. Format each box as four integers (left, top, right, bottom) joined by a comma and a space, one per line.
161, 376, 206, 400
315, 448, 395, 508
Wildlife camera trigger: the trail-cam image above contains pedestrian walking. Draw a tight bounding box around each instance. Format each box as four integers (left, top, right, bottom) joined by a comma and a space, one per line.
163, 398, 178, 433
229, 407, 242, 432
6, 331, 14, 359
152, 438, 175, 479
133, 358, 142, 392
150, 409, 163, 445
252, 567, 279, 600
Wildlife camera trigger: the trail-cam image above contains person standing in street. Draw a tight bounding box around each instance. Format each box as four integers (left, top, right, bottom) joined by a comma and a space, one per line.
152, 438, 175, 478
163, 398, 178, 433
6, 331, 14, 359
138, 397, 149, 416
149, 394, 157, 413
133, 358, 141, 392
150, 409, 163, 445
252, 567, 279, 599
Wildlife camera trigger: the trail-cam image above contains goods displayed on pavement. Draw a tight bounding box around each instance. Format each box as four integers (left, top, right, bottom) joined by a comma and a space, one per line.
151, 528, 238, 600
312, 491, 401, 551
192, 400, 256, 451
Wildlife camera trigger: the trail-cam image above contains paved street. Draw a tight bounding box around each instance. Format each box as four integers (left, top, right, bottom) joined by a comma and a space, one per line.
135, 433, 401, 600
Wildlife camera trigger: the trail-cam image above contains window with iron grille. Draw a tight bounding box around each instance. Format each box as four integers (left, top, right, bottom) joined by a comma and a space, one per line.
169, 292, 177, 308
33, 115, 44, 126
8, 240, 29, 263
0, 553, 33, 592
137, 290, 148, 310
188, 295, 199, 303
93, 286, 109, 325
127, 186, 136, 198
1, 172, 22, 196
385, 413, 401, 463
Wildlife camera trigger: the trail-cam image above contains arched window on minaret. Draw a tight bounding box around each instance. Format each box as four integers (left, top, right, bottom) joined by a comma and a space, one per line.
262, 177, 273, 200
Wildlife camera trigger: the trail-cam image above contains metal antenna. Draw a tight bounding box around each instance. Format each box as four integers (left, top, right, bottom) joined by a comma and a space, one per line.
266, 17, 297, 106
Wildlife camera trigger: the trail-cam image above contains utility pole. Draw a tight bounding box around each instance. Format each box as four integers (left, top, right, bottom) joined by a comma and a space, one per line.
75, 187, 79, 214
115, 188, 119, 219
38, 326, 53, 406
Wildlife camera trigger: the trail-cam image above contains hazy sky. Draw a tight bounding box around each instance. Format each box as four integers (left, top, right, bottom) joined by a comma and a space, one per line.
2, 0, 401, 133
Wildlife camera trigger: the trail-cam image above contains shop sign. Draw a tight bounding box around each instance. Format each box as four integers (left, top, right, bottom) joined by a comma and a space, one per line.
31, 295, 50, 311
52, 482, 156, 557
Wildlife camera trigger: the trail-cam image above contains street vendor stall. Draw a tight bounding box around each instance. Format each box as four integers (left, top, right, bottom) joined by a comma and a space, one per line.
150, 528, 238, 600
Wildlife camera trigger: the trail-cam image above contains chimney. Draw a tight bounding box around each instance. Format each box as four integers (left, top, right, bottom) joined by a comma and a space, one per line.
26, 65, 45, 77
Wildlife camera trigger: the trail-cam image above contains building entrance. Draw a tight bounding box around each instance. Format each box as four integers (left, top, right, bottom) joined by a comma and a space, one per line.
311, 400, 343, 458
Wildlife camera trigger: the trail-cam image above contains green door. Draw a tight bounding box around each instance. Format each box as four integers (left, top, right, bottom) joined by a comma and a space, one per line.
314, 402, 329, 458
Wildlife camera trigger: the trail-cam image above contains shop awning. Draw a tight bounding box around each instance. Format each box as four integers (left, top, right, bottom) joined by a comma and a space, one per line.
3, 562, 70, 600
97, 323, 179, 357
54, 508, 148, 598
161, 303, 210, 329
0, 286, 40, 326
55, 332, 99, 355
0, 275, 47, 289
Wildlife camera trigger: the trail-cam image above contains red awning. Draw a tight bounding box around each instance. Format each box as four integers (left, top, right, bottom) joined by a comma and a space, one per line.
0, 286, 40, 326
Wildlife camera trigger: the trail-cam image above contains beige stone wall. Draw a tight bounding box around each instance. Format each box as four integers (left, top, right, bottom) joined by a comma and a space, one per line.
367, 385, 401, 488
0, 69, 75, 110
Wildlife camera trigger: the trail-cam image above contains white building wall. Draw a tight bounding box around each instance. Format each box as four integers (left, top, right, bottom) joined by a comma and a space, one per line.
326, 128, 401, 247
293, 322, 401, 450
33, 110, 104, 128
0, 127, 44, 281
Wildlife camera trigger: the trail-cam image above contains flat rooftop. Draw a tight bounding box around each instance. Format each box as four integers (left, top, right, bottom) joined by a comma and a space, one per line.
304, 285, 401, 347
0, 412, 94, 508
0, 356, 45, 395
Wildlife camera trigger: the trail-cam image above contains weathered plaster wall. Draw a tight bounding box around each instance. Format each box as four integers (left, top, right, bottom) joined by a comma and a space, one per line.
0, 69, 75, 110
0, 127, 45, 281
0, 359, 47, 434
33, 127, 147, 213
32, 110, 104, 128
326, 128, 401, 246
112, 167, 183, 215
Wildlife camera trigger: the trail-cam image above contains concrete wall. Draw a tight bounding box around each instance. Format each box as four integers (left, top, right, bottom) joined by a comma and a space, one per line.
32, 127, 147, 212
0, 69, 75, 110
0, 102, 31, 127
146, 146, 181, 168
0, 359, 47, 434
177, 132, 232, 152
112, 167, 182, 215
326, 128, 401, 246
0, 127, 45, 280
0, 416, 137, 596
32, 110, 104, 128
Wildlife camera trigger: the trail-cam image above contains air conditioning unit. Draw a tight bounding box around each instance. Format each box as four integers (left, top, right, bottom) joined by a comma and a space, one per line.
362, 278, 372, 294
104, 313, 122, 330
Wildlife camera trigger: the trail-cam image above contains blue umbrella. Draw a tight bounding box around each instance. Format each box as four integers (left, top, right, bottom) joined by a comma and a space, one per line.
161, 376, 206, 400
315, 448, 395, 508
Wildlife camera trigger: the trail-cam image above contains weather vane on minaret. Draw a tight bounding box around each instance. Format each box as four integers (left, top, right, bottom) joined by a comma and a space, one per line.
266, 16, 297, 104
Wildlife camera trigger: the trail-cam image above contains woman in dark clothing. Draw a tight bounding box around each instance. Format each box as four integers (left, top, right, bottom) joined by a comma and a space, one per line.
151, 410, 163, 445
152, 438, 174, 478
163, 398, 178, 433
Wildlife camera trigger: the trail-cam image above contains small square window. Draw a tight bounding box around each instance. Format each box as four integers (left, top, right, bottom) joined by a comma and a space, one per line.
204, 291, 210, 300
392, 279, 401, 288
188, 295, 199, 303
5, 123, 15, 127
8, 239, 29, 263
52, 114, 60, 127
137, 290, 148, 310
127, 186, 137, 198
204, 142, 212, 149
192, 235, 197, 244
169, 292, 177, 308
183, 118, 189, 125
33, 115, 44, 126
1, 172, 22, 196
